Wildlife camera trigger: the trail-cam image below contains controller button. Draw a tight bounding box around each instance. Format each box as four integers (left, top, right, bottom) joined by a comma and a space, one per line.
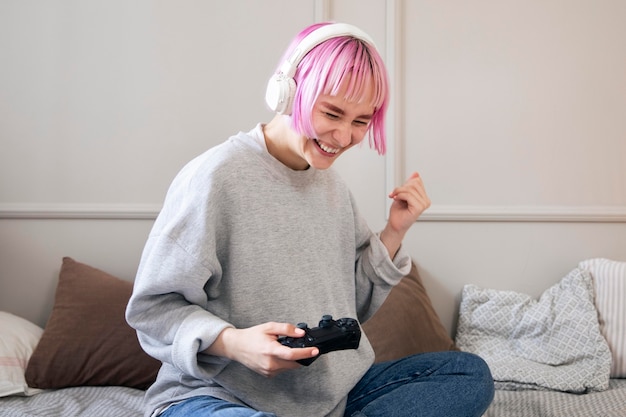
320, 315, 333, 328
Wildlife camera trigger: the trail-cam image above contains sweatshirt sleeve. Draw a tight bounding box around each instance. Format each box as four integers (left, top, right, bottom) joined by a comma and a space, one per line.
126, 234, 233, 380
125, 152, 234, 380
351, 194, 412, 322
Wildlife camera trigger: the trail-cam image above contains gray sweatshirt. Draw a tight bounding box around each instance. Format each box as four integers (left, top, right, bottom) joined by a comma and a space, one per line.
126, 124, 411, 417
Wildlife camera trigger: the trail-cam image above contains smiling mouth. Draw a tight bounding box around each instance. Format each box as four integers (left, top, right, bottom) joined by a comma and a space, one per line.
314, 139, 340, 155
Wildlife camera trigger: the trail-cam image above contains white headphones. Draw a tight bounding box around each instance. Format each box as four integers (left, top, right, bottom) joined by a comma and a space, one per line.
265, 23, 377, 115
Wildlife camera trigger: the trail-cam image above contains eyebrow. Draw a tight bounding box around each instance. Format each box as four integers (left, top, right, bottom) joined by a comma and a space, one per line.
321, 102, 374, 120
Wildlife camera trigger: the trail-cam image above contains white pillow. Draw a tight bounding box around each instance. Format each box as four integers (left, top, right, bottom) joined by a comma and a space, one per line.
0, 312, 43, 397
579, 258, 626, 378
455, 268, 611, 392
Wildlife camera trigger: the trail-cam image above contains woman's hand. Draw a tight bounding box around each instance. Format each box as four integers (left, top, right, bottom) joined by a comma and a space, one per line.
206, 322, 319, 378
380, 172, 431, 258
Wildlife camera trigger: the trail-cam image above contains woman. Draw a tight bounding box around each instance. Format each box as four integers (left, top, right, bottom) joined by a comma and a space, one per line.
126, 21, 494, 417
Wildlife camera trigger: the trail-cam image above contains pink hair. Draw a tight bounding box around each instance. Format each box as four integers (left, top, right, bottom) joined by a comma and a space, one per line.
277, 22, 389, 155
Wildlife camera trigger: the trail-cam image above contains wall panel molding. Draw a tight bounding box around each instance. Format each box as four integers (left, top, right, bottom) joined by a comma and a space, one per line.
314, 0, 331, 21
1, 203, 625, 222
420, 205, 626, 223
385, 0, 404, 201
0, 204, 161, 220
380, 0, 625, 224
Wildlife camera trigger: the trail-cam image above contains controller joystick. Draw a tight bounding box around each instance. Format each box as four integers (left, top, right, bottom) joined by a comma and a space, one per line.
278, 315, 361, 366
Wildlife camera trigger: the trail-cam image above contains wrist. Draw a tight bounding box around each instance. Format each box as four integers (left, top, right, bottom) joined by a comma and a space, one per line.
379, 226, 404, 260
204, 327, 237, 360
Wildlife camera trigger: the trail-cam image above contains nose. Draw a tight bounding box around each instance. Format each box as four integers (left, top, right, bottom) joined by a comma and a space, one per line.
333, 122, 353, 147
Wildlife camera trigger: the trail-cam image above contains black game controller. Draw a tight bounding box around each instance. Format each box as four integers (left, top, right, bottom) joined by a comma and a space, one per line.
278, 315, 361, 366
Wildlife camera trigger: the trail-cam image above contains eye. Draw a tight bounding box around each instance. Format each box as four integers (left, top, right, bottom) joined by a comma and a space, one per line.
324, 112, 340, 120
353, 119, 369, 127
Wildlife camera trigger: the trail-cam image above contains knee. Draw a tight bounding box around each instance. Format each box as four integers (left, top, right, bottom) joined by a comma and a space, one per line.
459, 351, 493, 381
455, 351, 495, 409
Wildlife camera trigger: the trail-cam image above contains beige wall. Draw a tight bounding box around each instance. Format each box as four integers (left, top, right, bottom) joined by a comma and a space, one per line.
2, 0, 625, 334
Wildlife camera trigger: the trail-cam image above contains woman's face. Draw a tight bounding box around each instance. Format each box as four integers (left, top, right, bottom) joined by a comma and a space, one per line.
300, 78, 376, 170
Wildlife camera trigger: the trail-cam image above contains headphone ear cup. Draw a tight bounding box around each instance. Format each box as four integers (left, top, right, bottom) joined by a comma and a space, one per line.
265, 73, 296, 115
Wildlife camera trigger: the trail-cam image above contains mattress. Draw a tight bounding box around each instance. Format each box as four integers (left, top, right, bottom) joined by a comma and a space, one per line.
484, 378, 626, 417
2, 381, 626, 417
0, 386, 144, 417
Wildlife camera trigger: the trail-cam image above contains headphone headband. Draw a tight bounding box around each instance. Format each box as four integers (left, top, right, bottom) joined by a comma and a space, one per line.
266, 23, 377, 114
278, 23, 377, 78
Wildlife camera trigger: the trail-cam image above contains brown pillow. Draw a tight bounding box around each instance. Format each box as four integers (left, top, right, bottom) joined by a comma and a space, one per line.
25, 257, 160, 389
362, 261, 458, 363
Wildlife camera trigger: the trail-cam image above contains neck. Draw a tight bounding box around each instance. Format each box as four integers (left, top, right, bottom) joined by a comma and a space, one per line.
263, 115, 310, 170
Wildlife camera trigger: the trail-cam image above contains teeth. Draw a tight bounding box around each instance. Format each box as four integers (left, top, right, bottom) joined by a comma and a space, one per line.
316, 139, 340, 154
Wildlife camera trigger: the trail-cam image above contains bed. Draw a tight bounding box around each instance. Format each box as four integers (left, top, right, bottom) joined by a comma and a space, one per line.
1, 257, 625, 416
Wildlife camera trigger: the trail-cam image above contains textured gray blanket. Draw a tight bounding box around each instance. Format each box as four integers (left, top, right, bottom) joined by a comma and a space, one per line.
484, 378, 626, 417
456, 268, 611, 393
0, 386, 144, 417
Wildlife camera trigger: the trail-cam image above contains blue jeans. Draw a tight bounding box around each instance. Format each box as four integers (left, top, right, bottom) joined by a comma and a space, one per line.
160, 351, 494, 417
